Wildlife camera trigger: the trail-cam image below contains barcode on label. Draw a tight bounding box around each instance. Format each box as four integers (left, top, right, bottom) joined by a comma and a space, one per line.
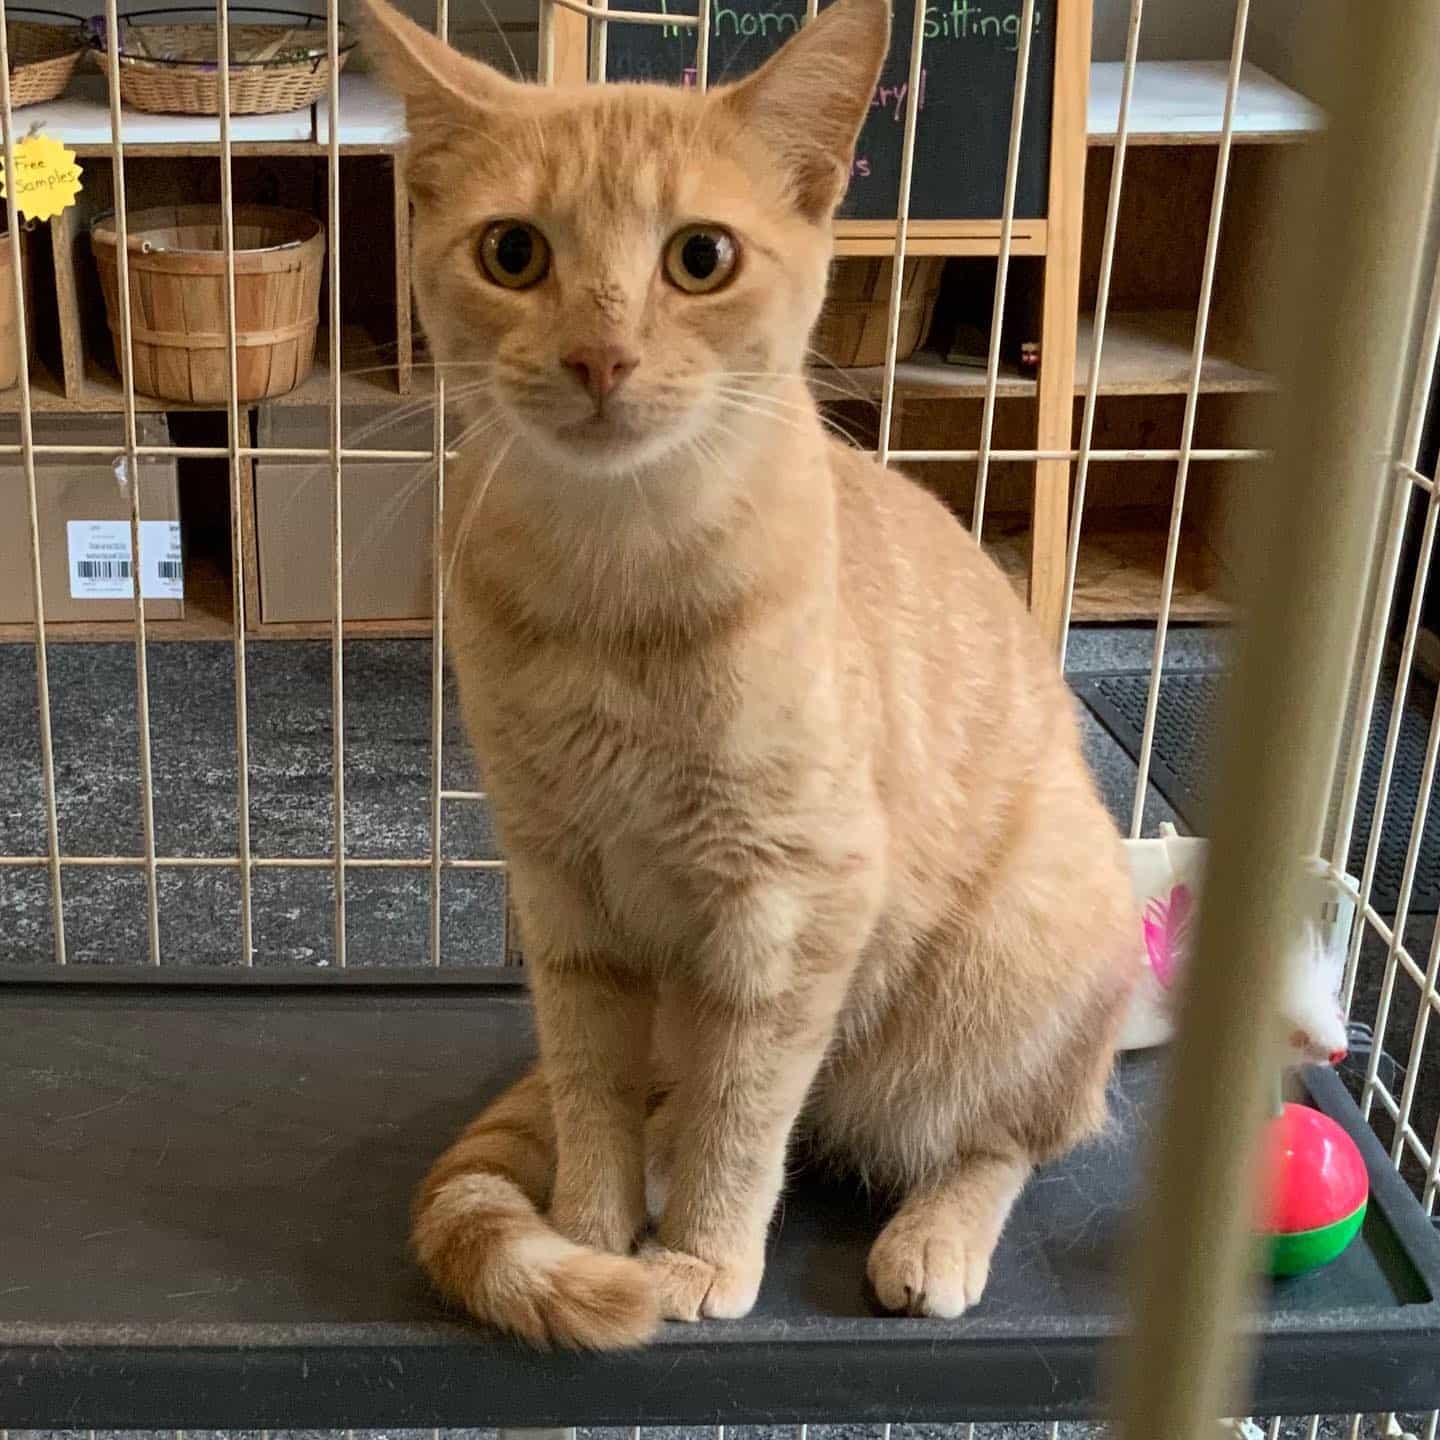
77, 559, 134, 580
68, 520, 184, 601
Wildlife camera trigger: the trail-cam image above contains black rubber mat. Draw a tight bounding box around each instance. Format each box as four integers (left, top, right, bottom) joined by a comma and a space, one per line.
1073, 667, 1440, 914
3, 970, 1440, 1426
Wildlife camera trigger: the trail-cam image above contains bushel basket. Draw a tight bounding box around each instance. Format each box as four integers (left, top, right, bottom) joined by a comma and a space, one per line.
91, 203, 323, 404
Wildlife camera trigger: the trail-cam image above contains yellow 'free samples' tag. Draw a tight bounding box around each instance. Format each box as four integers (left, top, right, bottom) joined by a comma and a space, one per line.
0, 134, 82, 223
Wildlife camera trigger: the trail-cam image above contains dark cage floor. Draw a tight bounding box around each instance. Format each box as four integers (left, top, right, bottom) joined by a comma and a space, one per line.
3, 970, 1440, 1430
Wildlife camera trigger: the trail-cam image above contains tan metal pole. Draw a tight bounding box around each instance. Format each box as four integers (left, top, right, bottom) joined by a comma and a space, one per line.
1113, 5, 1440, 1438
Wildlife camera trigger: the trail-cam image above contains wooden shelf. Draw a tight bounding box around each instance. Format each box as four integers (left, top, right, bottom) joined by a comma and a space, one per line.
988, 507, 1232, 623
1088, 60, 1323, 146
1074, 309, 1270, 395
0, 547, 234, 644
1, 327, 408, 415
29, 74, 313, 148
315, 73, 405, 146
829, 309, 1269, 402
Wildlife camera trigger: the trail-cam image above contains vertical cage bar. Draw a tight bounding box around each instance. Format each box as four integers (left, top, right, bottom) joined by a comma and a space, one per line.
1059, 0, 1144, 666
1324, 127, 1440, 877
590, 0, 608, 83
1112, 0, 1437, 1432
1393, 908, 1440, 1152
0, 0, 64, 962
1341, 467, 1440, 1011
429, 388, 446, 969
694, 0, 711, 91
874, 0, 928, 464
1330, 244, 1440, 898
1362, 678, 1440, 1123
214, 0, 255, 963
971, 0, 1035, 541
103, 0, 161, 966
1334, 242, 1440, 1012
327, 0, 348, 966
429, 0, 450, 967
1127, 0, 1250, 839
538, 0, 555, 83
1427, 1093, 1440, 1209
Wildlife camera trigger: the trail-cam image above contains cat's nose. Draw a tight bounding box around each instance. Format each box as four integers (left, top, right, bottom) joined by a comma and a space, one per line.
562, 344, 638, 402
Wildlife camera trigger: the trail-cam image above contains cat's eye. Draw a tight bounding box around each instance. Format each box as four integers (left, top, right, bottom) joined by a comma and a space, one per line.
479, 221, 550, 289
664, 225, 738, 294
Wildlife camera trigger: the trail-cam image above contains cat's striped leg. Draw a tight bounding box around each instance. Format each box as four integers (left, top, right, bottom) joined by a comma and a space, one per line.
642, 972, 847, 1322
512, 857, 656, 1257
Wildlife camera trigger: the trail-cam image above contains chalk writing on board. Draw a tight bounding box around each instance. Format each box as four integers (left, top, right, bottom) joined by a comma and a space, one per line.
608, 0, 1056, 223
657, 0, 1040, 50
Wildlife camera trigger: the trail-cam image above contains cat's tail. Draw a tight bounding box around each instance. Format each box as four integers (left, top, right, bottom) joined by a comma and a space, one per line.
411, 1065, 659, 1349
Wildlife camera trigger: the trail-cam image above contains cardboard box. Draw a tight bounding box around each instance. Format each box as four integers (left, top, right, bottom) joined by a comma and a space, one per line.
0, 415, 183, 625
255, 405, 434, 624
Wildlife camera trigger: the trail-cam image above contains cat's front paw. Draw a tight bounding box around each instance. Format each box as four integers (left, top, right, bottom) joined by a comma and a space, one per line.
640, 1243, 762, 1321
866, 1215, 992, 1319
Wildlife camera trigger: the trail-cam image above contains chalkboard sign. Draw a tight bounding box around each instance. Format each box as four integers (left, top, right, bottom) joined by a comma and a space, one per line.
605, 0, 1056, 222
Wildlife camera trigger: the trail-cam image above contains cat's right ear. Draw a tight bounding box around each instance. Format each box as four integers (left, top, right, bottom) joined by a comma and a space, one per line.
362, 0, 523, 205
715, 0, 890, 222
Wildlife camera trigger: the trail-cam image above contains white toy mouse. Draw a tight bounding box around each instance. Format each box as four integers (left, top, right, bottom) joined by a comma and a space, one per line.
1119, 824, 1350, 1068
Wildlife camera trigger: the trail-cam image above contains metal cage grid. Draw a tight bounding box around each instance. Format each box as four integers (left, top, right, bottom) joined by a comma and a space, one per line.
2, 0, 1440, 1434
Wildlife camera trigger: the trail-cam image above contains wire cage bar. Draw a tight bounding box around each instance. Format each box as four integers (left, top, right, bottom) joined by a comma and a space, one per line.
2, 0, 1440, 1434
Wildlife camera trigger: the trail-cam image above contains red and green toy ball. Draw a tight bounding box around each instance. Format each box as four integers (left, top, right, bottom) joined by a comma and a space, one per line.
1260, 1102, 1369, 1277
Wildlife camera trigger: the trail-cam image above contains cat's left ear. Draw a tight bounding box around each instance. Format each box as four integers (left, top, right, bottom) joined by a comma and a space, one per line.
362, 0, 524, 204
714, 0, 890, 222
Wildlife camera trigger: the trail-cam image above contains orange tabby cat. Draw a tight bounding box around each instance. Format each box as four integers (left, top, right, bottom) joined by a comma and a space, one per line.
367, 0, 1139, 1349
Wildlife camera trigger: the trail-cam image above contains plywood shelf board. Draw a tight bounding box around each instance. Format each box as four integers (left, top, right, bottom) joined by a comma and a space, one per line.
29, 74, 313, 146
315, 73, 405, 145
832, 309, 1270, 401
13, 327, 407, 414
1088, 60, 1323, 145
1075, 308, 1271, 394
989, 509, 1233, 622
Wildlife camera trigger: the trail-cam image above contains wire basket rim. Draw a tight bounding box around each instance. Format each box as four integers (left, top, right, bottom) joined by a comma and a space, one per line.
7, 7, 86, 23
87, 6, 356, 67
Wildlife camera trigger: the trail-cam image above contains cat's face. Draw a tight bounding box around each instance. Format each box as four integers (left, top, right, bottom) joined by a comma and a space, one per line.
367, 0, 890, 478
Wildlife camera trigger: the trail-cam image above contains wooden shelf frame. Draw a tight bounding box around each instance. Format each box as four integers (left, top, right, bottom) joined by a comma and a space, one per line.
26, 143, 414, 413
2, 25, 1321, 645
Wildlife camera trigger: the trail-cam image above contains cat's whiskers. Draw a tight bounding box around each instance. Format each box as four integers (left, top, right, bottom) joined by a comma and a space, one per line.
268, 379, 495, 534
726, 366, 872, 406
334, 356, 500, 381
344, 408, 508, 580
715, 381, 873, 449
443, 432, 517, 599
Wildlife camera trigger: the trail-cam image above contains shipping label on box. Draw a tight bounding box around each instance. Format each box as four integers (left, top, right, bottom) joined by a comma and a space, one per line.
67, 520, 184, 601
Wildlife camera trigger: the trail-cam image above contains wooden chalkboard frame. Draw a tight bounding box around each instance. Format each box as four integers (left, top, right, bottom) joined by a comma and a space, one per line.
545, 0, 1093, 648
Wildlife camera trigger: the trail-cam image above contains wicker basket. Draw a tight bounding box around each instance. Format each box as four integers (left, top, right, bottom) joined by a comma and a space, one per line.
8, 10, 85, 108
812, 257, 945, 369
95, 7, 354, 115
92, 204, 323, 404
